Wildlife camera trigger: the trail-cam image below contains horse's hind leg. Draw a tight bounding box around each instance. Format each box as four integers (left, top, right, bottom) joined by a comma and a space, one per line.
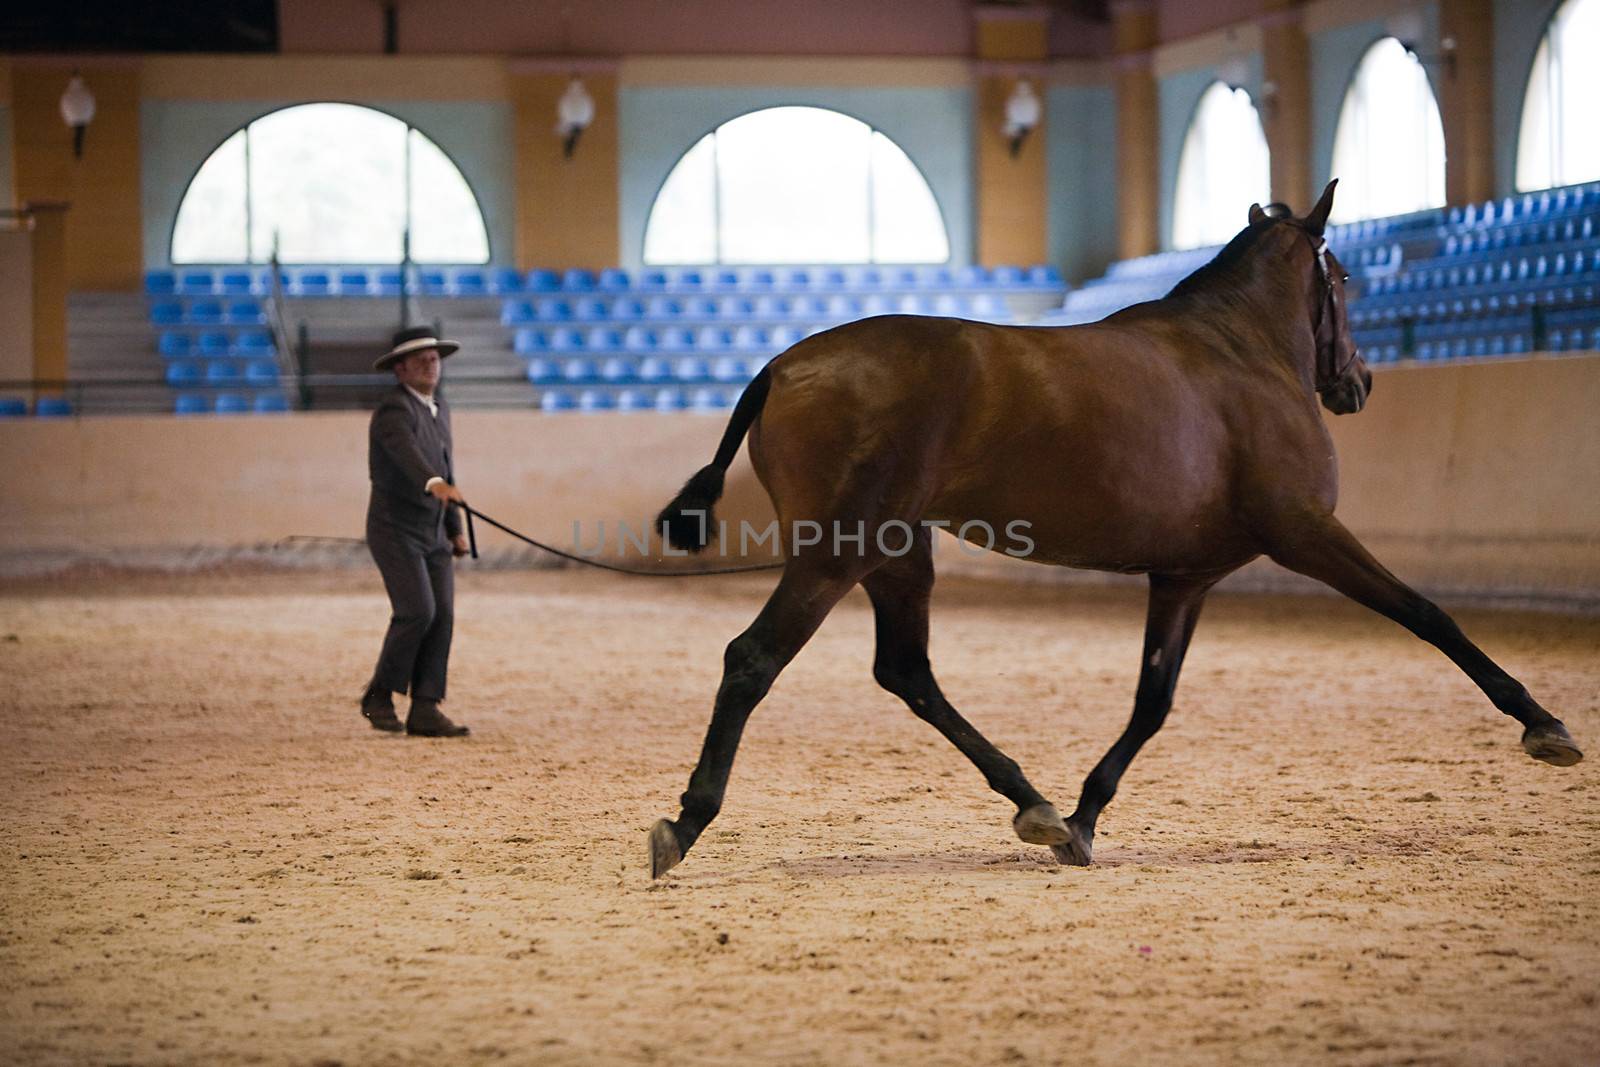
1060, 574, 1216, 866
861, 531, 1070, 850
649, 561, 861, 877
1265, 512, 1581, 766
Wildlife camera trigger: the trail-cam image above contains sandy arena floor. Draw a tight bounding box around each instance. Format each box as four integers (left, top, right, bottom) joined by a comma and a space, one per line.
1, 568, 1597, 1066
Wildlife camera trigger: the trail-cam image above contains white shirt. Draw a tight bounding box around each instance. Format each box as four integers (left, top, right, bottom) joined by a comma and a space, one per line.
403, 385, 446, 494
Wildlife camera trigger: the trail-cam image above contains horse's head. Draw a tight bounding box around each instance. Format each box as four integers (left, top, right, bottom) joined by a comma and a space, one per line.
1250, 180, 1371, 415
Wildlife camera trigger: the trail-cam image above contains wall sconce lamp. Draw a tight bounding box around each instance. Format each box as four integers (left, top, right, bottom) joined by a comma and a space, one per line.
1387, 11, 1458, 79
556, 77, 595, 160
1003, 79, 1040, 159
59, 71, 96, 160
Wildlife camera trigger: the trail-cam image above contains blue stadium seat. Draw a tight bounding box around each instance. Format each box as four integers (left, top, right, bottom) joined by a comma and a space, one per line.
991, 265, 1026, 288
166, 360, 201, 387
573, 298, 609, 322
624, 327, 659, 353
696, 327, 733, 352
145, 271, 177, 296
711, 356, 749, 382
174, 393, 209, 415
790, 296, 828, 320
527, 269, 561, 292
178, 270, 215, 295
338, 269, 372, 295
637, 356, 672, 383
683, 297, 718, 320
659, 327, 695, 354
826, 295, 863, 319
526, 358, 560, 384
563, 269, 597, 292
917, 266, 954, 288
819, 268, 848, 289
689, 386, 732, 410
673, 269, 705, 292
887, 267, 920, 289
374, 270, 404, 296
196, 332, 233, 358
674, 356, 710, 381
253, 392, 291, 413
454, 271, 488, 296
768, 325, 803, 350
1027, 264, 1062, 287
653, 387, 686, 412
548, 327, 585, 353
712, 269, 740, 291
611, 298, 645, 321
779, 268, 812, 290
235, 331, 275, 357
638, 270, 670, 291
244, 360, 279, 386
514, 329, 548, 356
598, 268, 631, 292
188, 300, 224, 325
540, 389, 577, 412
578, 389, 615, 412
753, 296, 788, 319
733, 325, 768, 351
615, 388, 650, 411
33, 396, 72, 417
741, 269, 776, 292
502, 301, 536, 325
586, 328, 623, 353
296, 271, 333, 296
205, 361, 243, 387
218, 270, 256, 295
536, 299, 574, 323
213, 392, 246, 414
956, 265, 991, 288
561, 358, 599, 384
151, 301, 184, 325
599, 357, 636, 383
646, 297, 683, 320
897, 294, 936, 315
492, 268, 525, 294
158, 331, 192, 358
717, 297, 755, 320
861, 294, 893, 317
418, 270, 449, 295
226, 300, 265, 325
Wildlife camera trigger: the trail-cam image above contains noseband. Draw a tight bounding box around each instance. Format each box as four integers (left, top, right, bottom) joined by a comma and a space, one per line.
1306, 232, 1357, 391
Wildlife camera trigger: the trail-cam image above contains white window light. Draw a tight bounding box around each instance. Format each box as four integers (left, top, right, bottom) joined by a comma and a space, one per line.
1329, 37, 1446, 223
1171, 83, 1271, 250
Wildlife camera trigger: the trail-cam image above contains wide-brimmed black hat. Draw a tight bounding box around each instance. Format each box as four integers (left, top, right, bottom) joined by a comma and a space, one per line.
374, 325, 460, 370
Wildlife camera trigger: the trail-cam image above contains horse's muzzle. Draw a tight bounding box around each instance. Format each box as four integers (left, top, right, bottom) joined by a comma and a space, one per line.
1319, 358, 1371, 415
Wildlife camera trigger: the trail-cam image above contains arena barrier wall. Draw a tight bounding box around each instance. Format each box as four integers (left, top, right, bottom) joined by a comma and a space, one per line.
3, 354, 1598, 605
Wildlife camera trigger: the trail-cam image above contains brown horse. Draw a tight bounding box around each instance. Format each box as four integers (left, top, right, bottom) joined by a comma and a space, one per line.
646, 180, 1584, 878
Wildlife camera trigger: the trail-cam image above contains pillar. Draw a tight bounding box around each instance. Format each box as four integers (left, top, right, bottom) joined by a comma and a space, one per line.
510, 60, 621, 272
1111, 0, 1159, 259
11, 60, 142, 291
1260, 4, 1312, 211
26, 200, 69, 393
974, 5, 1050, 268
1438, 0, 1494, 206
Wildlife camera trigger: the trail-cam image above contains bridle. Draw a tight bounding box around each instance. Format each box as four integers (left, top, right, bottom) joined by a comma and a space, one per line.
1304, 229, 1358, 391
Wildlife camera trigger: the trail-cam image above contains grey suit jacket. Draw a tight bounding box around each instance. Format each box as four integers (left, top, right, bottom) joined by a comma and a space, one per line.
367, 385, 462, 545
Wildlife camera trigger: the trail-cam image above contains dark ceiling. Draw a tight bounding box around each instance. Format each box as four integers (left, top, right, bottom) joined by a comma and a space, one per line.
0, 1, 278, 53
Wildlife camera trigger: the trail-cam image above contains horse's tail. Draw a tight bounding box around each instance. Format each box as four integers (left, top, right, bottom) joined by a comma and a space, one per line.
655, 365, 774, 552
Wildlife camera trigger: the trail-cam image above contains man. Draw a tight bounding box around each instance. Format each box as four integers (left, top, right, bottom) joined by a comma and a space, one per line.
359, 325, 472, 738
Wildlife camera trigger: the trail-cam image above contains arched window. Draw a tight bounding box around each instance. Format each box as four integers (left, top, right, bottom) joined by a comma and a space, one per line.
643, 106, 949, 265
1517, 0, 1600, 191
172, 103, 489, 264
1171, 83, 1271, 250
1329, 38, 1445, 223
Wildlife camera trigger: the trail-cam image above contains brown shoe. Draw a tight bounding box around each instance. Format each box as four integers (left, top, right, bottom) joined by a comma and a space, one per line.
360, 683, 403, 733
406, 700, 469, 738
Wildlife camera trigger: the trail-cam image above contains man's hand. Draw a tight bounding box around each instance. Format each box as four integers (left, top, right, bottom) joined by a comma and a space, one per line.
451, 533, 471, 559
429, 481, 466, 506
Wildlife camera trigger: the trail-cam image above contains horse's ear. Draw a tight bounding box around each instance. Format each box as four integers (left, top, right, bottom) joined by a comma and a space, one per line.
1305, 179, 1338, 235
1249, 203, 1267, 225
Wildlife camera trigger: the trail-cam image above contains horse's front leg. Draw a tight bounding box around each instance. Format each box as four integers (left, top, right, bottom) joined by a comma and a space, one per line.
1061, 573, 1216, 865
1264, 510, 1582, 765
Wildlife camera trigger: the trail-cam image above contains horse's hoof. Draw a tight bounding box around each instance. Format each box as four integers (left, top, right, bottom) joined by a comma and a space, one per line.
1523, 722, 1584, 767
1013, 803, 1071, 846
648, 819, 684, 879
1050, 824, 1093, 867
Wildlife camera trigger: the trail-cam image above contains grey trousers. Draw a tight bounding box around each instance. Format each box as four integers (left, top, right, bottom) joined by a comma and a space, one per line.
368, 520, 454, 701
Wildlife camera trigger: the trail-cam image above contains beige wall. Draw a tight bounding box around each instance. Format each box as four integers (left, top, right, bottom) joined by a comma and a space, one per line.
3, 356, 1598, 601
0, 228, 33, 389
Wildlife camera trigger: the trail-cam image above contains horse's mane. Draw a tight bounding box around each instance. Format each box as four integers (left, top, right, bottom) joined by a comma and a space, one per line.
1165, 203, 1295, 300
